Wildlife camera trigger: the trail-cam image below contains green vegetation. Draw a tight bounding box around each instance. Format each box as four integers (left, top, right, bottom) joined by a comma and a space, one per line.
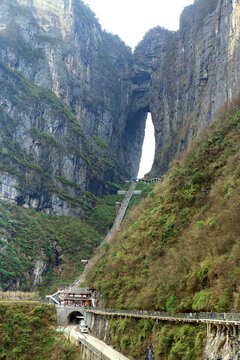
0, 303, 80, 360
93, 136, 108, 149
109, 318, 206, 360
0, 118, 47, 193
0, 200, 102, 293
48, 184, 92, 212
0, 61, 89, 197
101, 158, 114, 168
106, 181, 121, 190
0, 59, 127, 291
0, 61, 87, 143
88, 194, 124, 234
128, 182, 156, 209
88, 98, 240, 314
0, 182, 127, 293
30, 127, 59, 147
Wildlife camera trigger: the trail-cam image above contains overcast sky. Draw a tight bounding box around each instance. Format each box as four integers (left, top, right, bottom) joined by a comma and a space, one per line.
84, 0, 193, 48
83, 0, 194, 177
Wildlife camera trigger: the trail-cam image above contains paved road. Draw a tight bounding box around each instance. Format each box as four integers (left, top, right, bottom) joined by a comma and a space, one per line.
66, 326, 130, 360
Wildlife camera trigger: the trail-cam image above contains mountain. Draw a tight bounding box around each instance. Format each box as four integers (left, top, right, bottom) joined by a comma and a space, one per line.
1, 0, 240, 358
0, 0, 240, 312
133, 0, 240, 175
0, 0, 239, 216
87, 94, 240, 360
0, 0, 143, 215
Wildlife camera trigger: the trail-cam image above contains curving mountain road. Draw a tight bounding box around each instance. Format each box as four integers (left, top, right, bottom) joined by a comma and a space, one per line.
66, 326, 129, 360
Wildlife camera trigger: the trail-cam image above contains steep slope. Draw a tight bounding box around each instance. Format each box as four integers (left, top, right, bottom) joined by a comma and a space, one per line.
1, 0, 240, 310
88, 98, 240, 314
86, 99, 240, 359
0, 303, 80, 359
0, 0, 134, 154
109, 319, 206, 360
0, 199, 101, 291
0, 186, 126, 291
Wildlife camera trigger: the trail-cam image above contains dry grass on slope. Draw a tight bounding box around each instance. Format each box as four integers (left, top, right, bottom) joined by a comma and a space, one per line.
87, 99, 240, 313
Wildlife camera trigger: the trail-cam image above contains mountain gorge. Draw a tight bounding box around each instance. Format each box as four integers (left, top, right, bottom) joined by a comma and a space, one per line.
0, 0, 239, 214
135, 0, 240, 174
1, 0, 240, 358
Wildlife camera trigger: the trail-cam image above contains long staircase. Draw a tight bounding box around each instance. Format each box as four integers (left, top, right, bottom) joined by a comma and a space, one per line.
72, 182, 137, 286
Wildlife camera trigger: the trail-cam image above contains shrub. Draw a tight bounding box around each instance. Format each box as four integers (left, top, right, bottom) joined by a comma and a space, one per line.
192, 290, 213, 311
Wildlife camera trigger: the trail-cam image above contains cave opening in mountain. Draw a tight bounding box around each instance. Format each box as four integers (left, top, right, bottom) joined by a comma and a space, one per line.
138, 113, 155, 178
67, 311, 84, 325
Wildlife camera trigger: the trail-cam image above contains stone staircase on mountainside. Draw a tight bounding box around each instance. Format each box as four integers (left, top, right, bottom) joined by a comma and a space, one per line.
72, 181, 137, 286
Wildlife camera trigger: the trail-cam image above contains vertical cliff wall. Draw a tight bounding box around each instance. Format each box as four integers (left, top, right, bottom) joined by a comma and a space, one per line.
133, 0, 240, 175
0, 0, 145, 214
0, 0, 134, 153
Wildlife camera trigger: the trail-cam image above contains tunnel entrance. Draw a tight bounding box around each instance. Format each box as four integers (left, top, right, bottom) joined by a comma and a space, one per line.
138, 113, 155, 178
67, 311, 84, 325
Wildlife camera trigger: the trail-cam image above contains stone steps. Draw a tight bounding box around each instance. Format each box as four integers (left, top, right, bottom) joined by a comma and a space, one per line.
72, 182, 137, 285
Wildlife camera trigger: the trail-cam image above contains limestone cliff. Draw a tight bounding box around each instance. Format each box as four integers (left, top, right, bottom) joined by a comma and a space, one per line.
134, 0, 240, 175
1, 0, 240, 213
203, 324, 240, 360
0, 0, 142, 214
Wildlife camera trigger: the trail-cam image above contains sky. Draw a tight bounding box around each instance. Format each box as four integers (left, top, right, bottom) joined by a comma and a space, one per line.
83, 0, 194, 177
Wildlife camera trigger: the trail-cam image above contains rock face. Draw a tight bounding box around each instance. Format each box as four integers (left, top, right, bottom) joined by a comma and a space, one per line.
0, 0, 240, 213
33, 257, 47, 285
134, 0, 240, 174
145, 344, 155, 360
0, 0, 143, 214
203, 324, 240, 360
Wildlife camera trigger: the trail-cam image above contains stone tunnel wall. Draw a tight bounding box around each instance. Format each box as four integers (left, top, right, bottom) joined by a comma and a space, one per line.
56, 305, 86, 327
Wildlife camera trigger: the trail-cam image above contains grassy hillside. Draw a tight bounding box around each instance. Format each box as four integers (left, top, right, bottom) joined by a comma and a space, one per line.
109, 318, 206, 360
0, 187, 125, 293
0, 200, 101, 293
0, 303, 80, 360
87, 99, 240, 314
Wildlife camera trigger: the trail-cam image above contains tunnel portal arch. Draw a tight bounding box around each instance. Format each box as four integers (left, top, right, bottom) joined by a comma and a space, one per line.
67, 311, 84, 325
